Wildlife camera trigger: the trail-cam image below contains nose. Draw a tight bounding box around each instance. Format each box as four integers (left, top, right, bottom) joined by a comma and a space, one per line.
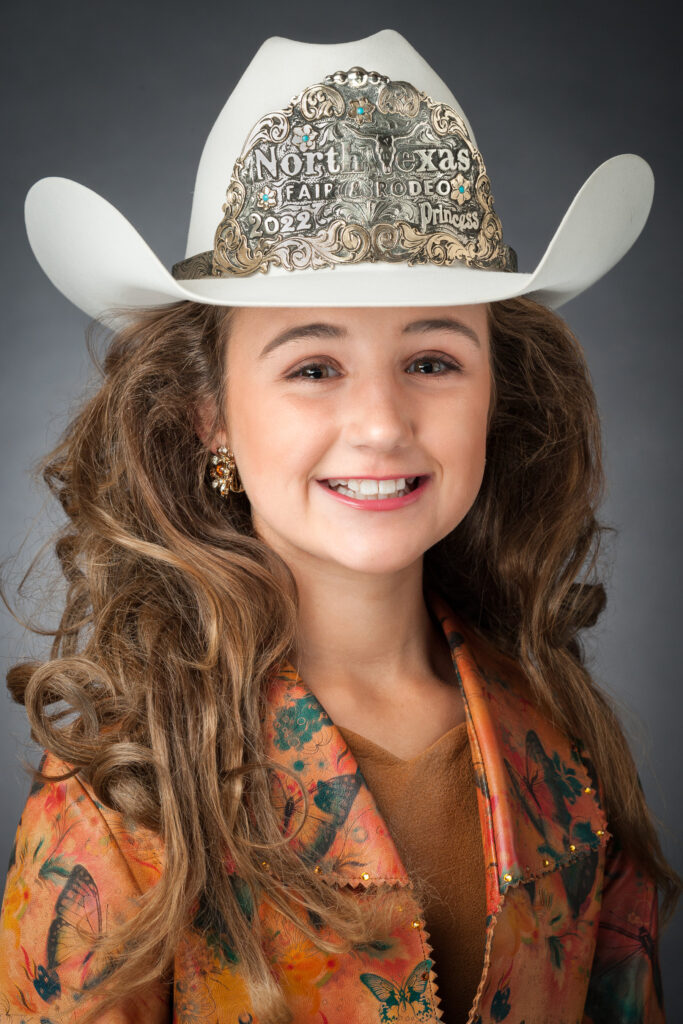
343, 370, 415, 453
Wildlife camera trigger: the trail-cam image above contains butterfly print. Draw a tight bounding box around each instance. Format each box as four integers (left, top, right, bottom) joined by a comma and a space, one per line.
360, 958, 433, 1022
583, 845, 663, 1021
33, 863, 112, 1002
271, 768, 363, 867
504, 729, 583, 848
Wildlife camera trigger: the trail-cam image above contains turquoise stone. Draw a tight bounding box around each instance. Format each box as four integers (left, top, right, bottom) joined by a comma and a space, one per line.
459, 186, 465, 193
358, 106, 364, 114
303, 134, 309, 141
262, 193, 268, 200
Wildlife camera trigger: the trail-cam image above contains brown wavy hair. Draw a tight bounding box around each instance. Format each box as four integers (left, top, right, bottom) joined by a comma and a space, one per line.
6, 296, 680, 1022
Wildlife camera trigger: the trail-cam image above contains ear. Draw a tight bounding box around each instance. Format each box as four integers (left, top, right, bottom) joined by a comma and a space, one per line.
194, 398, 227, 451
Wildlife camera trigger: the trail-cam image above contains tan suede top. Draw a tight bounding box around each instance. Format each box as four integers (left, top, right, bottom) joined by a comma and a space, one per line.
338, 720, 487, 1024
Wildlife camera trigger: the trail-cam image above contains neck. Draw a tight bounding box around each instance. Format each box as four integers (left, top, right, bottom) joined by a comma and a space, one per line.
290, 558, 453, 702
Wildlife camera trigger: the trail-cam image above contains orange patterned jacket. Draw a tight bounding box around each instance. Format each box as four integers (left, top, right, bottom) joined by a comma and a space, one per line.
0, 590, 665, 1023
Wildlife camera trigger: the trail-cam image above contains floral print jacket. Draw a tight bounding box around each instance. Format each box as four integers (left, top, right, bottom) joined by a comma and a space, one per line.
0, 591, 665, 1023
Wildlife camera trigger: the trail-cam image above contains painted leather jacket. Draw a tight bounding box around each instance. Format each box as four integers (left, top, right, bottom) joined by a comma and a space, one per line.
0, 591, 665, 1023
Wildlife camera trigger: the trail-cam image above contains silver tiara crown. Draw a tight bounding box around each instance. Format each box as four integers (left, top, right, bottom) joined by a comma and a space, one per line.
172, 67, 517, 280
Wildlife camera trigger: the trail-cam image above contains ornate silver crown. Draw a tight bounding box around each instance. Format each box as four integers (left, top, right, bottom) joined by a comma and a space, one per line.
172, 67, 517, 280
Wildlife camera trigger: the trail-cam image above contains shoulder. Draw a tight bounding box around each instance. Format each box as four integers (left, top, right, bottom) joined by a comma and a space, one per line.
0, 751, 167, 1020
5, 750, 164, 896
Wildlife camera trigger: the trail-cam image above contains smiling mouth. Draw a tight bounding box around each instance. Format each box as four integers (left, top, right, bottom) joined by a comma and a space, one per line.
323, 476, 424, 499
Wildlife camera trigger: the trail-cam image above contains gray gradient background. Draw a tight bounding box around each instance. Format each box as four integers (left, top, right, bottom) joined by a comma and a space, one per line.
2, 0, 681, 1010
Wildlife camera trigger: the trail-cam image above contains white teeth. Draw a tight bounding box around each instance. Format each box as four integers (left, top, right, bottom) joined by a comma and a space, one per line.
379, 478, 405, 493
328, 476, 410, 494
326, 476, 416, 500
324, 475, 423, 503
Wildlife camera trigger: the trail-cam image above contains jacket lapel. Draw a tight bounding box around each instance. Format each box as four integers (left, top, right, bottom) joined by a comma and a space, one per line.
427, 590, 609, 915
263, 589, 608, 918
264, 661, 411, 886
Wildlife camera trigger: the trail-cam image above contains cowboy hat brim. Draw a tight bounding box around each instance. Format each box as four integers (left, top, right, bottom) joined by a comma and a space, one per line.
25, 152, 653, 322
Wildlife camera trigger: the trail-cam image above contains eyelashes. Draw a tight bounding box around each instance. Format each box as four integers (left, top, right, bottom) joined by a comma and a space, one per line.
284, 354, 463, 381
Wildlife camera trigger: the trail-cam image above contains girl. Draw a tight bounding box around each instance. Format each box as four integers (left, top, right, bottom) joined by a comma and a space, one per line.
1, 29, 679, 1024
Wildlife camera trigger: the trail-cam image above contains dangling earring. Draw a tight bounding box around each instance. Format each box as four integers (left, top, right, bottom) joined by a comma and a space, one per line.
209, 446, 244, 497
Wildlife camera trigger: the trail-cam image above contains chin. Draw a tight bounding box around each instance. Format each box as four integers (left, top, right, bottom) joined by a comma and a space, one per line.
324, 542, 427, 576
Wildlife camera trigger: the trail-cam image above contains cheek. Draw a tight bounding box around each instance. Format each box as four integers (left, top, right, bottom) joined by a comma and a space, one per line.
227, 388, 275, 490
229, 391, 328, 494
435, 387, 489, 490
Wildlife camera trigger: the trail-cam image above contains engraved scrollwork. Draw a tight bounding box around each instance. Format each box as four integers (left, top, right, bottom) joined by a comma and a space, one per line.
423, 232, 471, 267
242, 112, 290, 155
171, 250, 213, 280
300, 85, 345, 120
213, 215, 266, 275
268, 237, 328, 272
371, 222, 405, 261
331, 220, 371, 259
333, 200, 372, 226
212, 164, 255, 275
261, 219, 372, 272
223, 171, 246, 219
397, 222, 470, 267
470, 172, 506, 264
430, 102, 470, 139
372, 198, 417, 224
376, 81, 420, 117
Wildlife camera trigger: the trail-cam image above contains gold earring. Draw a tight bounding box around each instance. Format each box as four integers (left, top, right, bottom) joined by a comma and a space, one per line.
209, 446, 244, 497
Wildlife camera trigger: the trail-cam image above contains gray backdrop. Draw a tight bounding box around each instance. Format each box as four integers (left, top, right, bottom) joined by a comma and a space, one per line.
2, 0, 681, 1011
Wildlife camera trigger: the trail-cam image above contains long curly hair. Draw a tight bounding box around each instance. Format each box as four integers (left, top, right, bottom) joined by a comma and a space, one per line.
6, 296, 680, 1022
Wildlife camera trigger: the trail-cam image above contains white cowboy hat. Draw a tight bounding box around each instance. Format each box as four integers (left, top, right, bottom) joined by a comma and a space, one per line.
24, 29, 653, 321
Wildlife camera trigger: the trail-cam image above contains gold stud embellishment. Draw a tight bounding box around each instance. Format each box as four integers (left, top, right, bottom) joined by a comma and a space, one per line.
411, 919, 421, 929
503, 872, 513, 882
347, 95, 375, 123
210, 446, 244, 497
543, 859, 551, 867
360, 871, 370, 881
584, 786, 592, 793
596, 829, 604, 837
569, 844, 576, 853
450, 172, 472, 206
256, 185, 278, 210
313, 865, 322, 873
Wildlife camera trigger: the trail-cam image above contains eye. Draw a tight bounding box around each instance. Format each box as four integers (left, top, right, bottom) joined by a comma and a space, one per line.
286, 361, 339, 381
407, 354, 462, 376
285, 353, 462, 381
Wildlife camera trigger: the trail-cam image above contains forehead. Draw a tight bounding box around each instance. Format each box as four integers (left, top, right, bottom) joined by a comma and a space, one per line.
227, 304, 490, 351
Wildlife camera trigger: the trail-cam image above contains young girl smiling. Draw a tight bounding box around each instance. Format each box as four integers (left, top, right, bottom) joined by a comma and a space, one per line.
1, 28, 678, 1024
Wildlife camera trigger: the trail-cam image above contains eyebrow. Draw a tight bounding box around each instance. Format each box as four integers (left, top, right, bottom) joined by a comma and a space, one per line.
257, 316, 481, 359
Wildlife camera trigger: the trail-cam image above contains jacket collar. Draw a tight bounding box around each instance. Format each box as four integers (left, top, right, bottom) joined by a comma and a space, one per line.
263, 589, 608, 916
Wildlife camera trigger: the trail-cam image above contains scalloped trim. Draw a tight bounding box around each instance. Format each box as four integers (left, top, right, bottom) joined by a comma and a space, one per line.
506, 826, 613, 892
466, 895, 503, 1024
414, 909, 445, 1022
318, 870, 417, 891
465, 836, 612, 1023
